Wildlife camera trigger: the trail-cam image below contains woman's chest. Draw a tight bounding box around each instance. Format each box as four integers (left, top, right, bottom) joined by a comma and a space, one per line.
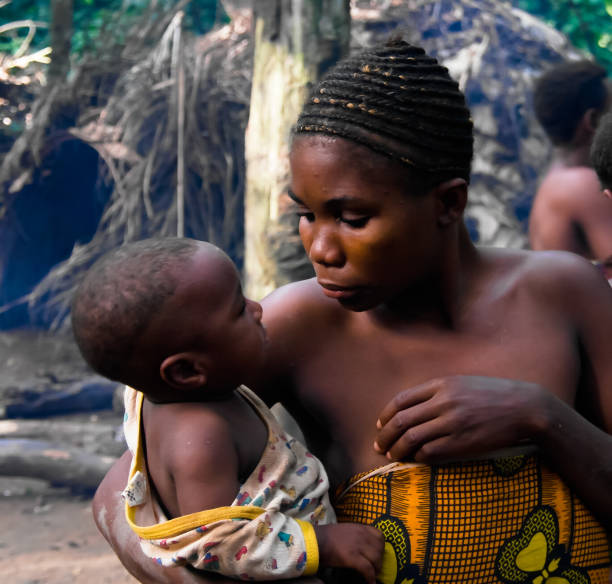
291, 312, 579, 473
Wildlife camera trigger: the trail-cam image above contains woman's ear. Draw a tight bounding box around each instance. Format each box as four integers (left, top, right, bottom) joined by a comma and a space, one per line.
433, 178, 468, 227
160, 353, 208, 391
604, 188, 612, 201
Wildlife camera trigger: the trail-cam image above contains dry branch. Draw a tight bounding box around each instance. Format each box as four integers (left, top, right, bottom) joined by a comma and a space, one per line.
0, 419, 125, 457
0, 438, 116, 490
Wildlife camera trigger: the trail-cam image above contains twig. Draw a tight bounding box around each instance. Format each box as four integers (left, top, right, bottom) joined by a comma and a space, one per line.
0, 20, 48, 36
13, 20, 36, 59
142, 124, 163, 219
0, 292, 30, 315
172, 11, 185, 237
4, 46, 51, 70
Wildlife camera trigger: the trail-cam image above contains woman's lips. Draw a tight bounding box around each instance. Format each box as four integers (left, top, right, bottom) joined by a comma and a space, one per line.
319, 282, 361, 300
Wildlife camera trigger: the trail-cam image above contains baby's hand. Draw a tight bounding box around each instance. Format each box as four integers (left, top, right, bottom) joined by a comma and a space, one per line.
314, 523, 384, 584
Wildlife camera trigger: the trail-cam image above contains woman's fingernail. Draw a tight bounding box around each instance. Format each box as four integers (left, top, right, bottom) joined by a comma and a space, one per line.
376, 419, 382, 429
373, 441, 381, 452
386, 452, 392, 460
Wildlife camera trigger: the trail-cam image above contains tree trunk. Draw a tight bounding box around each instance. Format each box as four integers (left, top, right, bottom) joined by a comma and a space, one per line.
48, 0, 73, 85
244, 0, 350, 299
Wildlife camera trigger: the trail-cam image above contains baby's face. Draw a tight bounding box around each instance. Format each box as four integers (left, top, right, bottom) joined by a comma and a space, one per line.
170, 246, 267, 393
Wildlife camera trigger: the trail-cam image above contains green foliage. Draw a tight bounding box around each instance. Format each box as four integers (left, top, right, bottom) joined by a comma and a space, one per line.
1, 0, 226, 59
514, 0, 612, 73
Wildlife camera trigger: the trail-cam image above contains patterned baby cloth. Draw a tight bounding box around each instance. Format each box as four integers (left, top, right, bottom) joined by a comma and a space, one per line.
122, 385, 336, 579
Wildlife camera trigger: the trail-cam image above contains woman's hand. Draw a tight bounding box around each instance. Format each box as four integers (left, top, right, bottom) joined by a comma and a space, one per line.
374, 376, 550, 463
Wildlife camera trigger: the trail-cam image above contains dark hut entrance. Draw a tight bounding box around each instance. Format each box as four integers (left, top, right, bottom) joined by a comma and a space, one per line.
0, 135, 110, 329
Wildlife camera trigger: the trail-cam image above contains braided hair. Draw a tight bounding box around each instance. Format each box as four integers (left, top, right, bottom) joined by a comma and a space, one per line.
294, 39, 474, 190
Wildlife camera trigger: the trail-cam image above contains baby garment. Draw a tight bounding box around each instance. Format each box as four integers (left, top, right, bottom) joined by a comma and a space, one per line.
122, 385, 336, 579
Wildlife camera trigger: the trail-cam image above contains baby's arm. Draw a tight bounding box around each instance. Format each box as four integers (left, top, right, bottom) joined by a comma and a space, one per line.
315, 524, 384, 584
168, 409, 242, 515
144, 412, 385, 581
95, 451, 325, 584
134, 412, 326, 580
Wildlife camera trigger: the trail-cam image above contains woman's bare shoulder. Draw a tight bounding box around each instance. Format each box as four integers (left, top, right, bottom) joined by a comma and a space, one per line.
483, 247, 610, 309
262, 278, 342, 326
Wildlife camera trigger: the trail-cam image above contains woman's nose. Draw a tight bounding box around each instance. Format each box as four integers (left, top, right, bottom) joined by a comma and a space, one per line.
308, 225, 343, 267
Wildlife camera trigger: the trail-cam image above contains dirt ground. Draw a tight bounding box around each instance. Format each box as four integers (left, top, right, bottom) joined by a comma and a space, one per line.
0, 330, 136, 583
0, 481, 136, 583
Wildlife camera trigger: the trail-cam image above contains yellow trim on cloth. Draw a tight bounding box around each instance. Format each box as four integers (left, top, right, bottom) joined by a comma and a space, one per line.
334, 453, 611, 584
122, 387, 329, 577
125, 393, 268, 539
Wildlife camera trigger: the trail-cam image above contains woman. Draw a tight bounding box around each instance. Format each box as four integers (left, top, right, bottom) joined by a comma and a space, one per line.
94, 40, 612, 583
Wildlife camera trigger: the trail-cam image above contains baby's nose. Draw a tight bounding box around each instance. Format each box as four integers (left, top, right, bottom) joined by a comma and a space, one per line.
248, 299, 263, 322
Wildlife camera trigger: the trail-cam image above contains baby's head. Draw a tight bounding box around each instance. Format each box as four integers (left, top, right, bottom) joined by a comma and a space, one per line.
72, 238, 266, 401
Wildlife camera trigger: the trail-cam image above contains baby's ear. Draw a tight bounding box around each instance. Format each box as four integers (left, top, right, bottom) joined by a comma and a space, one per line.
160, 353, 208, 391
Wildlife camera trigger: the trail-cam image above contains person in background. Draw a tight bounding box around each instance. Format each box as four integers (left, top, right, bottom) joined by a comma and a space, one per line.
529, 60, 612, 265
590, 111, 612, 282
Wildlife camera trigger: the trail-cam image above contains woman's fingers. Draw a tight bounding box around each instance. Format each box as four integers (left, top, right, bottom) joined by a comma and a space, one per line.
376, 379, 439, 428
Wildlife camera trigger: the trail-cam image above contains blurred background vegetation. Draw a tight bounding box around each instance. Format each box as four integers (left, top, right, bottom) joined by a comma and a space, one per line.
514, 0, 612, 73
2, 1, 611, 69
0, 0, 225, 59
0, 0, 610, 328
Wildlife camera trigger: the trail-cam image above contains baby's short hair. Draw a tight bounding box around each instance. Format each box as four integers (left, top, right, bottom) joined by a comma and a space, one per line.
72, 237, 201, 382
534, 60, 608, 146
294, 38, 474, 190
591, 112, 612, 190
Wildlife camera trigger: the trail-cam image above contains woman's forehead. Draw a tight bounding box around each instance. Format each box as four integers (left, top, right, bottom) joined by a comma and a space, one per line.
290, 134, 417, 191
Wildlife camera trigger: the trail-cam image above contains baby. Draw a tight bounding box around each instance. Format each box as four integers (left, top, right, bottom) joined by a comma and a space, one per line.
72, 237, 383, 582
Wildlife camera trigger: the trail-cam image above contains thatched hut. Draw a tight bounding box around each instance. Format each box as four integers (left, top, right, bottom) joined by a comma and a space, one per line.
0, 0, 585, 330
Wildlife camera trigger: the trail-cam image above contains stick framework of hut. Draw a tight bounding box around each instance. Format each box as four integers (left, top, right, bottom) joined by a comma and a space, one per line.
0, 0, 587, 330
1, 2, 253, 329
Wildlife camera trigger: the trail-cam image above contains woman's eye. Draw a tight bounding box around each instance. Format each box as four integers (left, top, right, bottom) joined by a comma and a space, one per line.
340, 215, 369, 228
296, 211, 315, 223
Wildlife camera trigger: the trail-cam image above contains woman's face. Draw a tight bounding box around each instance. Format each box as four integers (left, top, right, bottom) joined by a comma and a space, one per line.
289, 135, 442, 311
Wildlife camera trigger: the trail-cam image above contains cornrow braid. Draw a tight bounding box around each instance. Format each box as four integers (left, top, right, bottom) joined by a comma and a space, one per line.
295, 40, 474, 186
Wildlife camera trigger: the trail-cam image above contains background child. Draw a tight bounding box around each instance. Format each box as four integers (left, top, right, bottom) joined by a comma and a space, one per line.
590, 111, 612, 283
71, 237, 383, 582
